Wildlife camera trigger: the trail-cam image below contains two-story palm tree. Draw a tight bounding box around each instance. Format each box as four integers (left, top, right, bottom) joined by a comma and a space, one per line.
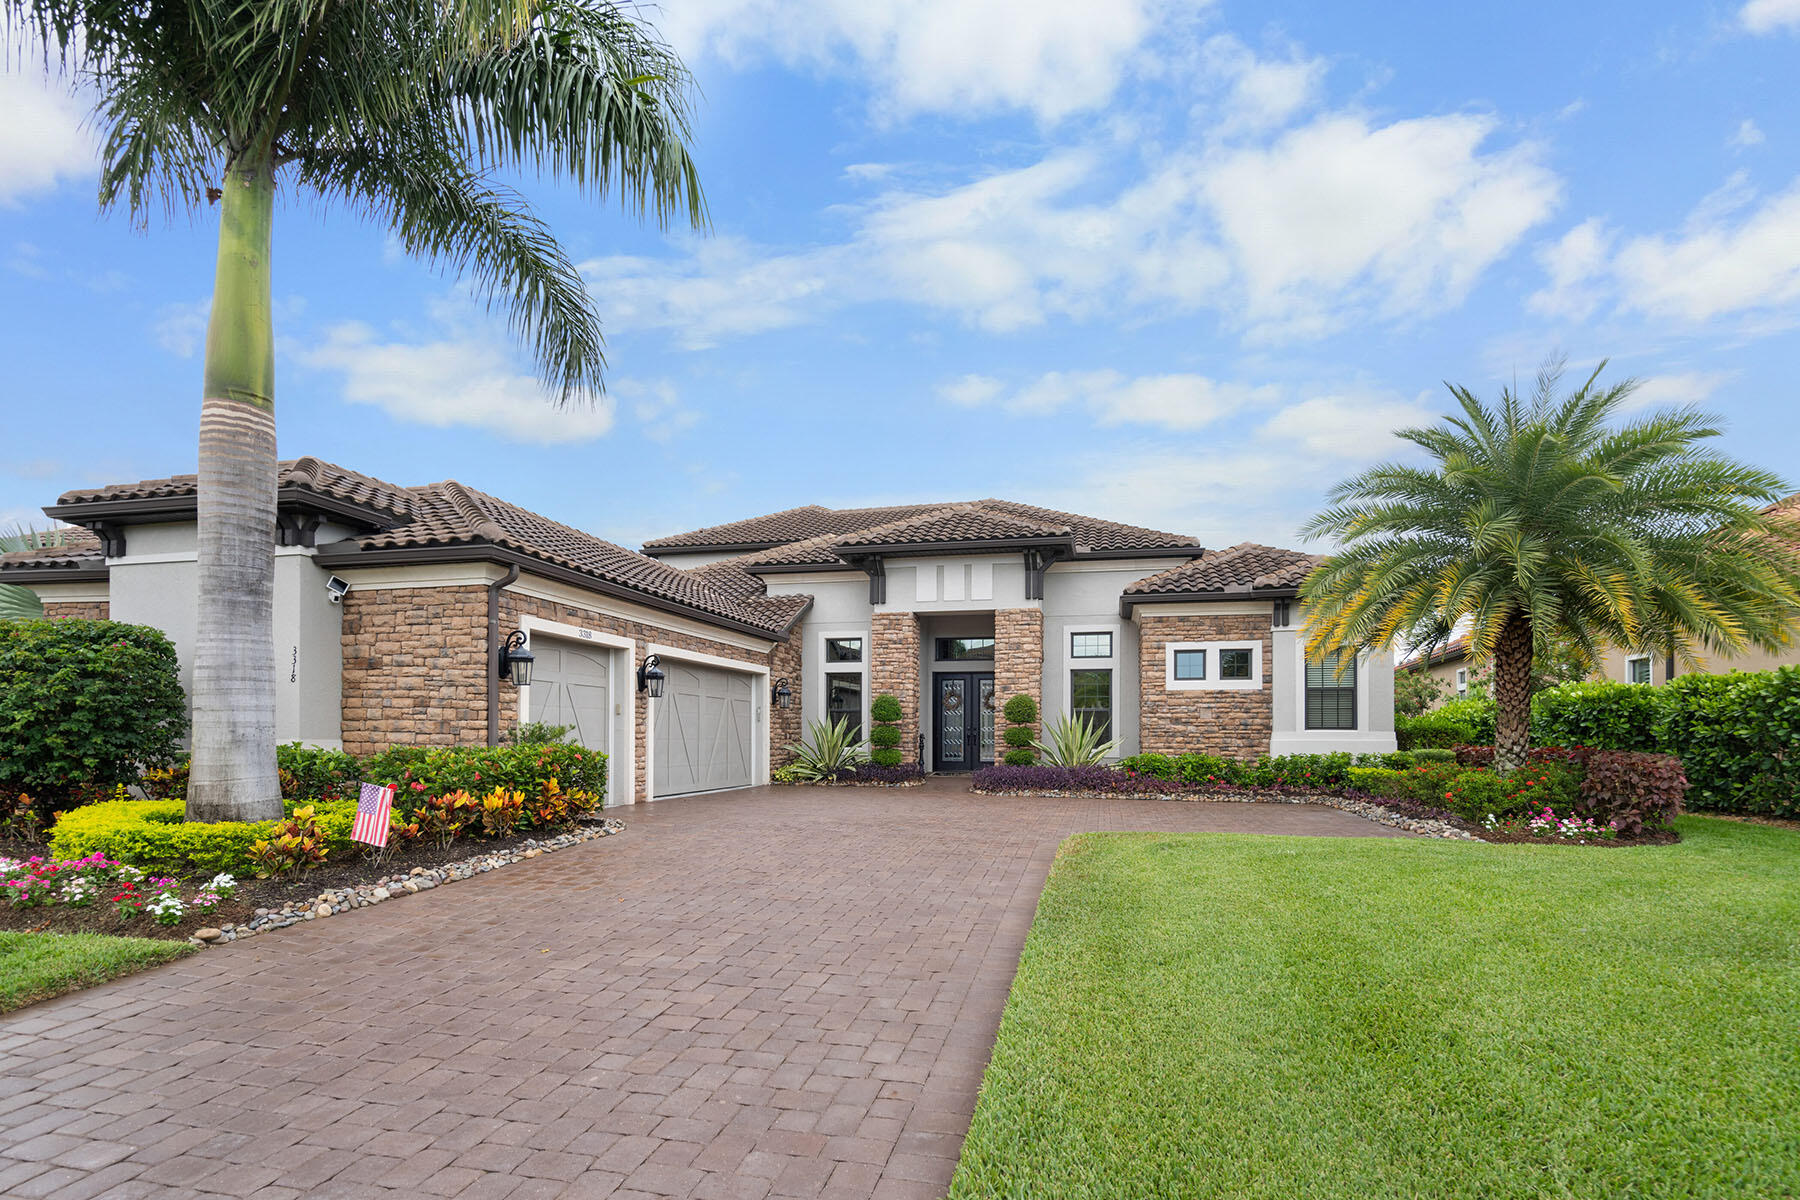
6, 0, 706, 820
1302, 359, 1800, 771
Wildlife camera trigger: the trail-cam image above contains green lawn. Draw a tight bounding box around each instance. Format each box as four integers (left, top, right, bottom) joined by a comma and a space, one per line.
949, 816, 1800, 1200
0, 932, 196, 1014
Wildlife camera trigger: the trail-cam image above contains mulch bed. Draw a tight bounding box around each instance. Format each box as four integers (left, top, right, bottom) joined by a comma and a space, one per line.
0, 827, 582, 943
1470, 828, 1681, 847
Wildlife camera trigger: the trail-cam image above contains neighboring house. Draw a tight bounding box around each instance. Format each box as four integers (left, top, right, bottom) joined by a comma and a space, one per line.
1399, 494, 1800, 696
0, 461, 1396, 805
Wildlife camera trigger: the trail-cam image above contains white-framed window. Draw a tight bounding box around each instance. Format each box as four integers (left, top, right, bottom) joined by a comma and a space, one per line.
1071, 631, 1113, 659
1165, 640, 1262, 690
1626, 655, 1652, 685
1454, 666, 1468, 698
815, 628, 870, 736
1306, 650, 1358, 730
1064, 625, 1120, 743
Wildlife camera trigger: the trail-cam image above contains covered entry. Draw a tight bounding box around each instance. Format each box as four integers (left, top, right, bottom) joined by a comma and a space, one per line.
653, 660, 757, 797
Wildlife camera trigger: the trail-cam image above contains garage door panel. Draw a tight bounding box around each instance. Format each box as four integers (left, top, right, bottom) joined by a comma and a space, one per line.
655, 663, 756, 797
526, 640, 611, 765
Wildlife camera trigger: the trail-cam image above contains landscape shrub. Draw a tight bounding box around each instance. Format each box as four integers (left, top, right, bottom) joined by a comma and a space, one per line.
1531, 680, 1672, 751
868, 693, 904, 768
50, 799, 361, 878
1353, 751, 1416, 770
1658, 668, 1799, 817
1396, 702, 1490, 750
363, 742, 606, 802
0, 619, 188, 820
1000, 694, 1039, 766
1412, 748, 1456, 763
1438, 770, 1515, 821
1249, 753, 1353, 789
1578, 750, 1686, 835
276, 743, 361, 802
973, 765, 1186, 795
840, 763, 925, 785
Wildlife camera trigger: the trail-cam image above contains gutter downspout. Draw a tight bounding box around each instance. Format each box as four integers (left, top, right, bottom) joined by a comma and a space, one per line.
486, 563, 521, 746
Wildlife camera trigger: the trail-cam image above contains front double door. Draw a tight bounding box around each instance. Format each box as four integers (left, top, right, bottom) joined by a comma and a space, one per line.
933, 672, 995, 772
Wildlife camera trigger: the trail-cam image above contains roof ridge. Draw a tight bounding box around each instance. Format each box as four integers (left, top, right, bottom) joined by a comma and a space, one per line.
433, 481, 511, 544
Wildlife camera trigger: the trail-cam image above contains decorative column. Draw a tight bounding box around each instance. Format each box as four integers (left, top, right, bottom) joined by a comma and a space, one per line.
870, 612, 921, 765
994, 607, 1044, 739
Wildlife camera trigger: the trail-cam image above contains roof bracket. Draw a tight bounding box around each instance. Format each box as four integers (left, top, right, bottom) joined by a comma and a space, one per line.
275, 511, 326, 548
90, 521, 126, 558
1023, 549, 1051, 600
864, 556, 886, 605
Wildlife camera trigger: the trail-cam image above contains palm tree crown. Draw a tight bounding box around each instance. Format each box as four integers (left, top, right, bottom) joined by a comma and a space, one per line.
1301, 359, 1800, 768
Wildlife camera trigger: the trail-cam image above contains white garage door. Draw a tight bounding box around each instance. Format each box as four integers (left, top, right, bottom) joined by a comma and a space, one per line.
654, 662, 756, 797
527, 639, 612, 760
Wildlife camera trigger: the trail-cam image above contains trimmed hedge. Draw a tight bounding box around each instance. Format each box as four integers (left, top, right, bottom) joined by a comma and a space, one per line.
362, 743, 606, 799
1531, 667, 1798, 816
1395, 697, 1497, 750
1118, 752, 1355, 789
50, 799, 361, 878
868, 693, 904, 768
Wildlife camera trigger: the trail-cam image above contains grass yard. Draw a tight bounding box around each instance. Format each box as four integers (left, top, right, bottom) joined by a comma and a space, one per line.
0, 932, 196, 1014
949, 816, 1799, 1200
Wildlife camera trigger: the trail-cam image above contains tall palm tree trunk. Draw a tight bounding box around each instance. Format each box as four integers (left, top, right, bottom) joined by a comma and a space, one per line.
185, 153, 282, 823
1492, 611, 1534, 772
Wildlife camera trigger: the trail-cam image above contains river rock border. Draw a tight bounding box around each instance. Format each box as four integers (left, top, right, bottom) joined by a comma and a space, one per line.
187, 818, 626, 946
972, 786, 1474, 840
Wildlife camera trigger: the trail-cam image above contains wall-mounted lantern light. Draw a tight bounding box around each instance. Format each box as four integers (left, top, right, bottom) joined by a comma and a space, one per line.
772, 677, 793, 709
498, 629, 534, 688
637, 653, 666, 699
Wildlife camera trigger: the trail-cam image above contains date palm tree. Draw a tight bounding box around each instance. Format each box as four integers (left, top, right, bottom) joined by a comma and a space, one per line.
1301, 359, 1800, 771
7, 0, 704, 821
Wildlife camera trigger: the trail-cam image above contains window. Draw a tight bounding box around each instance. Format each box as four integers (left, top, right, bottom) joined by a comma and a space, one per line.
825, 672, 863, 738
1173, 649, 1206, 680
1070, 669, 1113, 741
1219, 648, 1253, 681
1455, 667, 1468, 698
1627, 655, 1652, 685
935, 637, 995, 661
1167, 641, 1261, 690
824, 637, 863, 663
1306, 651, 1358, 730
1071, 631, 1113, 659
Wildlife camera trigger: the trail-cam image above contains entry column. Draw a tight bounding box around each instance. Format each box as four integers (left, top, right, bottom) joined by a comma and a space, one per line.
870, 612, 921, 766
995, 607, 1044, 743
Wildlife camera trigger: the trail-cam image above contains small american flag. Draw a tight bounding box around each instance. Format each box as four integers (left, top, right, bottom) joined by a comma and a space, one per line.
351, 782, 395, 848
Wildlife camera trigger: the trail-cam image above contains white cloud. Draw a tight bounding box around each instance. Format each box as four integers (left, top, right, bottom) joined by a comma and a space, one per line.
1528, 218, 1613, 321
621, 380, 700, 443
1199, 35, 1325, 133
0, 69, 95, 204
1729, 118, 1766, 148
658, 0, 1168, 122
1612, 178, 1800, 322
297, 322, 615, 444
1623, 371, 1735, 411
589, 109, 1557, 344
1257, 391, 1438, 460
941, 369, 1277, 431
1740, 0, 1800, 34
154, 299, 211, 358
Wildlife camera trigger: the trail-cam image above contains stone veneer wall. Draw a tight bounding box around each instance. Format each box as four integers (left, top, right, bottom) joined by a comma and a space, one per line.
341, 581, 783, 802
39, 601, 110, 621
994, 607, 1044, 740
1137, 612, 1274, 758
341, 586, 490, 753
768, 635, 803, 768
870, 611, 921, 764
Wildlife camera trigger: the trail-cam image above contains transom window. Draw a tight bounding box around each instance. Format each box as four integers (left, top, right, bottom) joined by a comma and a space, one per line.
1219, 648, 1253, 680
1306, 651, 1358, 730
824, 637, 863, 663
1172, 649, 1206, 680
935, 637, 995, 661
1071, 632, 1113, 659
1070, 669, 1113, 742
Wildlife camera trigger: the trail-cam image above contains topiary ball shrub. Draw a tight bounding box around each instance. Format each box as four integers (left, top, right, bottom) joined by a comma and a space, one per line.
868, 747, 904, 767
1002, 725, 1035, 749
868, 724, 902, 749
1002, 693, 1038, 725
870, 693, 903, 724
0, 619, 188, 821
1002, 747, 1037, 766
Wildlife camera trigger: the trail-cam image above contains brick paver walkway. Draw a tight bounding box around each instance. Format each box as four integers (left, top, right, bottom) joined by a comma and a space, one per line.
1, 782, 1405, 1200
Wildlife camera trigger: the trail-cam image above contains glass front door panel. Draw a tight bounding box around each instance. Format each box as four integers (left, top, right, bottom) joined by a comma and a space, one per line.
939, 677, 967, 764
978, 678, 995, 762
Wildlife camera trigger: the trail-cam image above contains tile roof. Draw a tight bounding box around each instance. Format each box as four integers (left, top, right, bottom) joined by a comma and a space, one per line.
1398, 633, 1472, 672
338, 481, 804, 635
55, 457, 419, 523
0, 527, 103, 572
1124, 542, 1320, 598
833, 505, 1071, 550
643, 503, 956, 551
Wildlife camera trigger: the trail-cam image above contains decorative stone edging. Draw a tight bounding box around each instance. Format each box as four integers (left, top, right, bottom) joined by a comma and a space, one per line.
972, 788, 1474, 840
187, 818, 626, 946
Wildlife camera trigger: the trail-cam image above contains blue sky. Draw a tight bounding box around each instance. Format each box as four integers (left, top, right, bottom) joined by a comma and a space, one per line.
3, 0, 1798, 550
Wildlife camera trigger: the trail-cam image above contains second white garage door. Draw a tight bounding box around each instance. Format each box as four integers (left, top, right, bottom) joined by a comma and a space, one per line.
654, 661, 756, 797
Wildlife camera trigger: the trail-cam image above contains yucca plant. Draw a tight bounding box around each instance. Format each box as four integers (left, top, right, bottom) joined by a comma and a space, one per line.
784, 718, 869, 782
1033, 714, 1119, 767
1303, 357, 1800, 771
6, 0, 706, 822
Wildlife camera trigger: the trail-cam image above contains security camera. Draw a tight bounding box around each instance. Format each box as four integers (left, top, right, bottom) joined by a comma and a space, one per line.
325, 575, 351, 604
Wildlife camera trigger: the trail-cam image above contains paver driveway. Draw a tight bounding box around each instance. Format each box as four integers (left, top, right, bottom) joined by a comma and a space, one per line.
0, 782, 1406, 1200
